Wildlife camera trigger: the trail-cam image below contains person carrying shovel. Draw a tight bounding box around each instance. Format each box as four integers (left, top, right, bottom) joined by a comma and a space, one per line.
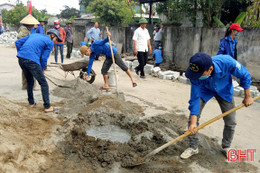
80, 31, 137, 90
15, 29, 62, 113
180, 53, 254, 159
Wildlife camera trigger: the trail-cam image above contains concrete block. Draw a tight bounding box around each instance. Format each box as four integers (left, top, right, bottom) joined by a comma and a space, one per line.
232, 80, 239, 88
233, 88, 242, 96
159, 73, 166, 80
132, 60, 139, 66
250, 85, 258, 91
144, 64, 153, 74
124, 60, 132, 69
172, 71, 180, 80
256, 93, 260, 103
166, 75, 173, 80
240, 89, 257, 98
178, 76, 188, 84
158, 71, 164, 76
151, 67, 161, 74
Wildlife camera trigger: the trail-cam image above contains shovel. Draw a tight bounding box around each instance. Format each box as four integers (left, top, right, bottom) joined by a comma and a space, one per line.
106, 26, 119, 96
126, 95, 260, 167
44, 74, 71, 88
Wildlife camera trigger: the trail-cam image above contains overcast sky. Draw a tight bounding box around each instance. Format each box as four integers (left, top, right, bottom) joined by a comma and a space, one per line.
6, 0, 80, 15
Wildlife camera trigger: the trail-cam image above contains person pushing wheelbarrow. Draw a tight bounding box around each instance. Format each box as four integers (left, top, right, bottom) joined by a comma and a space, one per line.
80, 31, 137, 90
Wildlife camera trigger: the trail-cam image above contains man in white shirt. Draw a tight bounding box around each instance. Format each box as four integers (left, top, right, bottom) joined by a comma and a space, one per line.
153, 25, 164, 49
133, 18, 152, 78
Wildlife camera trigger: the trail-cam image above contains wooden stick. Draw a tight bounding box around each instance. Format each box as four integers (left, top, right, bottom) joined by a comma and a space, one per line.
144, 95, 260, 160
106, 26, 119, 95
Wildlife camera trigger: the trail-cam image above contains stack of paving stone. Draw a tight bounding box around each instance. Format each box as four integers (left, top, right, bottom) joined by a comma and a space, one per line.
0, 31, 18, 45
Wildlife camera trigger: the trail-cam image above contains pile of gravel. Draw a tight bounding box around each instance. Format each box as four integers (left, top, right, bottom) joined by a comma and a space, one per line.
0, 31, 18, 45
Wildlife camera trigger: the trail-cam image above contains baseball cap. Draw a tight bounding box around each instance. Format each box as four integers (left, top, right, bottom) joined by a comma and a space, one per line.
229, 23, 243, 31
185, 53, 213, 80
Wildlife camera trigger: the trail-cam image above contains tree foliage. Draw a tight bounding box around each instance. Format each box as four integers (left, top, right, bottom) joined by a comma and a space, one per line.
1, 3, 51, 26
156, 0, 184, 24
87, 0, 134, 26
79, 0, 93, 8
156, 0, 248, 27
1, 3, 28, 26
59, 5, 81, 19
244, 0, 260, 27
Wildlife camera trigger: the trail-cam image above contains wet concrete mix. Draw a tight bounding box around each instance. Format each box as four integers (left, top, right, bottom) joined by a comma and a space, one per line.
41, 79, 257, 173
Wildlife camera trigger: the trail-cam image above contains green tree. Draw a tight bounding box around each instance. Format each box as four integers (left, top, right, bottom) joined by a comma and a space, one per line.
2, 3, 51, 26
87, 0, 134, 26
79, 0, 94, 13
2, 3, 28, 26
244, 0, 260, 27
156, 0, 184, 24
79, 0, 93, 8
60, 5, 81, 19
156, 0, 247, 27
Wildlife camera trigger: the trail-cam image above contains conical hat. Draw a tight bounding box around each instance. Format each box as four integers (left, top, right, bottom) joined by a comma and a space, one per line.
20, 14, 40, 25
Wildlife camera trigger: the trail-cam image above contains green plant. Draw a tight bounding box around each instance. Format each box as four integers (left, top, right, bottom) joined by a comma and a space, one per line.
87, 0, 134, 26
213, 12, 247, 27
244, 0, 260, 27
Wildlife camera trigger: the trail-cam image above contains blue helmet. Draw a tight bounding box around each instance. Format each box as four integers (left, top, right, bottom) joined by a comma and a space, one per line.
47, 29, 62, 42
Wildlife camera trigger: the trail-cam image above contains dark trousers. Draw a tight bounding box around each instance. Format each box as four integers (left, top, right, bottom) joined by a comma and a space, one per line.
18, 58, 50, 109
136, 51, 148, 76
154, 63, 161, 67
188, 95, 236, 149
66, 42, 73, 58
54, 44, 64, 63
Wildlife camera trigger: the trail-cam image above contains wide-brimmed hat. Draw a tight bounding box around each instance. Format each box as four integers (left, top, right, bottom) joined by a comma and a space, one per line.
229, 23, 243, 31
47, 29, 62, 42
38, 18, 47, 23
20, 14, 40, 25
80, 46, 89, 55
185, 53, 213, 80
139, 18, 148, 24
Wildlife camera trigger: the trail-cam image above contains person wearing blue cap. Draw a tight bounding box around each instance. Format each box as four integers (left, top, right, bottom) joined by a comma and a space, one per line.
15, 29, 62, 113
180, 53, 254, 159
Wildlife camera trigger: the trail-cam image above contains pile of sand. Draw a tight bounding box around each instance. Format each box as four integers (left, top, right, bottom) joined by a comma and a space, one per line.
0, 97, 58, 173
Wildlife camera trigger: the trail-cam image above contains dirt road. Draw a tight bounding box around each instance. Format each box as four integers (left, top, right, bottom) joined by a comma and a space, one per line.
0, 46, 259, 172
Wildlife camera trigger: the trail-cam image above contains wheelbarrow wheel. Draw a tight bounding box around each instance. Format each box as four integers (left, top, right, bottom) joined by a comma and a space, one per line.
79, 67, 96, 84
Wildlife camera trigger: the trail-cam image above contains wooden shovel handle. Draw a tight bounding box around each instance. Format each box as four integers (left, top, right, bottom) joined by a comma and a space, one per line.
145, 95, 260, 159
105, 26, 119, 95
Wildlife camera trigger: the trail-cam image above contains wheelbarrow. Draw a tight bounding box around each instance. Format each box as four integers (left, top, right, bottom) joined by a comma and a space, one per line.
51, 59, 96, 84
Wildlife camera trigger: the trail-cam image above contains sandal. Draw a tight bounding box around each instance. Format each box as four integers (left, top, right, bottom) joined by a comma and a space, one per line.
44, 106, 57, 113
132, 83, 137, 87
99, 87, 110, 91
29, 103, 37, 108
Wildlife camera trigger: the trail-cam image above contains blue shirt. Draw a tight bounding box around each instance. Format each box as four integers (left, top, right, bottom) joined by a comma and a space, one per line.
188, 55, 251, 116
87, 27, 101, 41
30, 27, 37, 34
87, 37, 117, 75
36, 25, 44, 34
15, 34, 54, 70
217, 36, 238, 59
152, 49, 163, 64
